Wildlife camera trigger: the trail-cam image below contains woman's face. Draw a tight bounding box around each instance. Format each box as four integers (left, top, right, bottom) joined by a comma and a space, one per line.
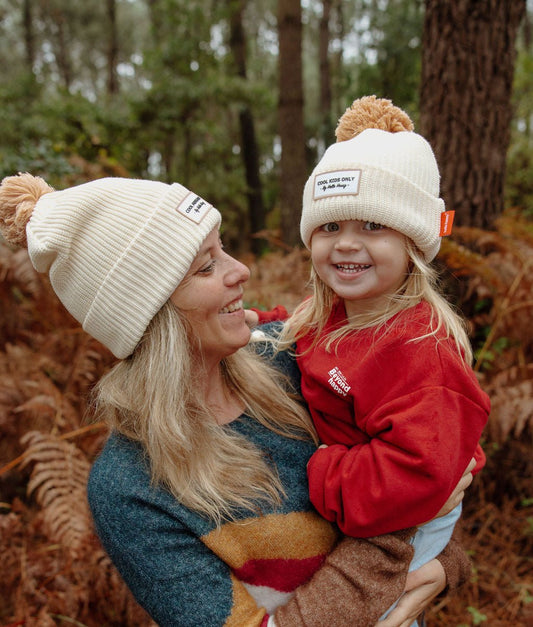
170, 229, 251, 365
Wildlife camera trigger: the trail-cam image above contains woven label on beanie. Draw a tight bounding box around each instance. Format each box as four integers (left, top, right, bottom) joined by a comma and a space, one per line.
313, 170, 362, 200
439, 210, 455, 236
176, 192, 213, 224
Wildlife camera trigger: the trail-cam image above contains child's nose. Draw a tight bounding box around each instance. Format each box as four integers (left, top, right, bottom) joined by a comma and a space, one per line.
335, 230, 363, 250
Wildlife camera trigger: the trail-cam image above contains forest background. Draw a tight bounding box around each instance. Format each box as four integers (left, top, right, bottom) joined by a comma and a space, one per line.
0, 0, 532, 625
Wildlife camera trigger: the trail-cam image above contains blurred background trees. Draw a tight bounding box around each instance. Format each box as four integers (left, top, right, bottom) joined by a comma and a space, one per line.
1, 0, 531, 250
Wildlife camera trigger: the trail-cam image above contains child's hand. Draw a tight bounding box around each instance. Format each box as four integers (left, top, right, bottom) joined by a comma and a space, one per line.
244, 309, 260, 328
307, 444, 328, 469
434, 456, 475, 519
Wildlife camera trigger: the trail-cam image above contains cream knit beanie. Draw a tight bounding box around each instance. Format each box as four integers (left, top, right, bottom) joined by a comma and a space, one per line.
0, 175, 221, 358
300, 96, 448, 262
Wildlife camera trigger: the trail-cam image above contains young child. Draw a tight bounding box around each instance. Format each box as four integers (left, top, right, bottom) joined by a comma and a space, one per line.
251, 96, 490, 625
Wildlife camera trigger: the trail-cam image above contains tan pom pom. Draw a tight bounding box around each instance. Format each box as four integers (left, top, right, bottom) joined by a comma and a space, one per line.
335, 95, 414, 143
0, 173, 54, 247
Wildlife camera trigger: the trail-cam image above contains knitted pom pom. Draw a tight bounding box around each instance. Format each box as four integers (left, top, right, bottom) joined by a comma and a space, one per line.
335, 95, 414, 143
0, 173, 54, 247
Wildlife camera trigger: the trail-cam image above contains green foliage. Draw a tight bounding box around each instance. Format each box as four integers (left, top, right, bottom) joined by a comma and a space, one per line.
467, 606, 488, 624
341, 0, 424, 116
0, 0, 530, 243
507, 39, 533, 216
473, 333, 511, 371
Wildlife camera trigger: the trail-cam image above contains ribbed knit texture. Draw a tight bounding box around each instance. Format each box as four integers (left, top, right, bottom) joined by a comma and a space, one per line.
300, 128, 445, 261
26, 178, 221, 358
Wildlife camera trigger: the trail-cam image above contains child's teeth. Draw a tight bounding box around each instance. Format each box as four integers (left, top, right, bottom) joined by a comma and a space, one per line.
337, 263, 368, 271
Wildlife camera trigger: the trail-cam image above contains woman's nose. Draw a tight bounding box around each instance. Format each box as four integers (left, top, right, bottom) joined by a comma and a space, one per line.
224, 254, 250, 285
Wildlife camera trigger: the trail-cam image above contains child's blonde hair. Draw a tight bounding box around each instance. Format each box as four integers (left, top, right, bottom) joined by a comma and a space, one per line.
93, 301, 317, 525
278, 238, 473, 364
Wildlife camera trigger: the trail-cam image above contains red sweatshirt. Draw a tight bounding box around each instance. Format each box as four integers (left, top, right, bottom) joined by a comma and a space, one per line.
296, 300, 489, 538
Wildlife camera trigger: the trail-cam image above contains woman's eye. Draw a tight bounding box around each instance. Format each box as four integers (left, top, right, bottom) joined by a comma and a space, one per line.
322, 222, 339, 232
197, 260, 216, 274
364, 222, 385, 231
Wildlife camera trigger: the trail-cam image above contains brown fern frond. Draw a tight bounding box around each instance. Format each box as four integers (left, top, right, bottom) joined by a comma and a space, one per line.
245, 247, 311, 312
483, 364, 533, 442
439, 214, 533, 373
10, 248, 40, 295
495, 209, 533, 248
439, 238, 507, 292
21, 431, 93, 557
474, 255, 533, 369
24, 607, 58, 627
2, 341, 89, 429
451, 223, 530, 264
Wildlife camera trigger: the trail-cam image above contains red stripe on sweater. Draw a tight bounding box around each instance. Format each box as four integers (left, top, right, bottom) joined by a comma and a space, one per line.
233, 554, 327, 592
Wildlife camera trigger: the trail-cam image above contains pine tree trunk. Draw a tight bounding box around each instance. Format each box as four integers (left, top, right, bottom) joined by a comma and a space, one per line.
228, 0, 267, 254
50, 7, 73, 90
278, 0, 307, 247
319, 0, 333, 152
420, 0, 526, 228
23, 0, 35, 73
106, 0, 119, 95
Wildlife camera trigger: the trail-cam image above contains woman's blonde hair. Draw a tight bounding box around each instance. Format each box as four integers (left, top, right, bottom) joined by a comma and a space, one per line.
93, 302, 317, 524
278, 239, 473, 363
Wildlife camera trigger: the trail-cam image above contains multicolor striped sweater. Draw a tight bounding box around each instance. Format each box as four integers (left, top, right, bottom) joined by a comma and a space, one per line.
89, 418, 340, 626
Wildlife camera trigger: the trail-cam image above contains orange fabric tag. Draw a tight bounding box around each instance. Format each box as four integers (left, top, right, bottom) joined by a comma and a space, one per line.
440, 210, 455, 236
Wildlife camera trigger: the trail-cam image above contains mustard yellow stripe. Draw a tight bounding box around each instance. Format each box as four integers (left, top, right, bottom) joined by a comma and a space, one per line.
202, 510, 338, 570
223, 573, 267, 627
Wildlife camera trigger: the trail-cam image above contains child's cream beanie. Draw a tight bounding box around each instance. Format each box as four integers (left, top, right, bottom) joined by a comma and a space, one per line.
0, 175, 221, 358
300, 96, 448, 262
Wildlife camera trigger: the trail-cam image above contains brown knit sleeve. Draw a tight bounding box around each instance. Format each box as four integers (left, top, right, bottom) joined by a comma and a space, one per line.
435, 528, 472, 592
274, 529, 415, 627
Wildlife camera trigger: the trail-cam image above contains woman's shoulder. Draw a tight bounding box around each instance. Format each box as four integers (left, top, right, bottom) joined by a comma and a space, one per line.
88, 432, 151, 505
88, 432, 219, 538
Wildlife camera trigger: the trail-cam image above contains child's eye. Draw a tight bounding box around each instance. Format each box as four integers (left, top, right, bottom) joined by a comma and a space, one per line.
322, 222, 340, 232
364, 222, 385, 231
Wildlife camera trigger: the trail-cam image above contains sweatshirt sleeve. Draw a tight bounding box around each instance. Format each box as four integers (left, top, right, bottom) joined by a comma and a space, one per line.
274, 529, 415, 627
273, 527, 471, 626
435, 527, 472, 592
252, 305, 289, 324
306, 336, 490, 537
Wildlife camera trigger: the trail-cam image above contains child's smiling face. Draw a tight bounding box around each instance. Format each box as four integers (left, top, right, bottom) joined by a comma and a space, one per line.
310, 219, 410, 318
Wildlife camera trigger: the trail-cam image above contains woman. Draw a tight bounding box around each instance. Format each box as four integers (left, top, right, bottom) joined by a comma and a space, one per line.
0, 173, 472, 627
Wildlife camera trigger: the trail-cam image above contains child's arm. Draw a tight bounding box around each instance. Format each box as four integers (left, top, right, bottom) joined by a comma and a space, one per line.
246, 305, 289, 327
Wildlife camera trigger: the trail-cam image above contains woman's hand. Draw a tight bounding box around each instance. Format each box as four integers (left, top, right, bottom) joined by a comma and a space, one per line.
435, 456, 475, 518
374, 558, 446, 627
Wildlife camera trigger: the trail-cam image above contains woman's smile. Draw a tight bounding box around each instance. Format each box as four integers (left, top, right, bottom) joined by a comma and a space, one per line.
219, 298, 244, 314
